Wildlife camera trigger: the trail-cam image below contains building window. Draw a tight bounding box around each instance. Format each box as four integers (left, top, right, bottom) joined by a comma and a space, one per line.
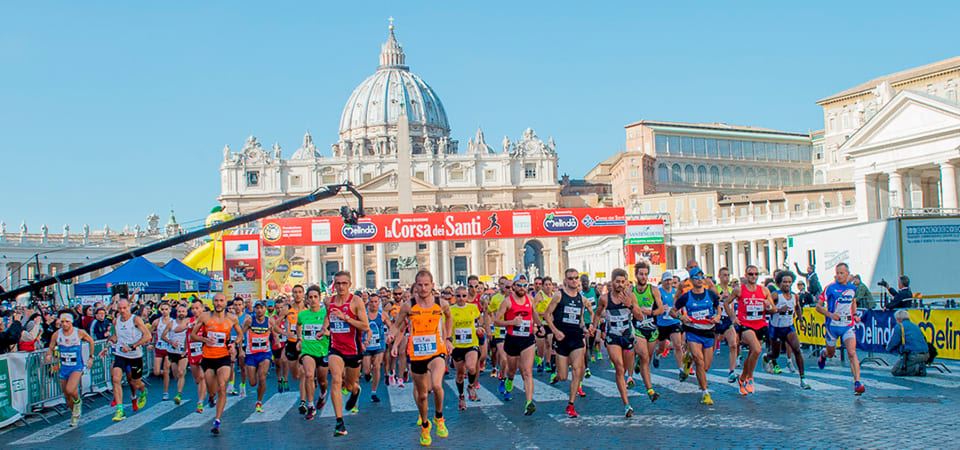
454, 242, 465, 249
362, 172, 372, 184
290, 175, 302, 187
722, 167, 732, 184
245, 171, 260, 187
326, 247, 337, 254
684, 165, 695, 184
697, 166, 708, 185
718, 140, 731, 158
321, 171, 337, 184
524, 164, 537, 179
731, 140, 742, 159
657, 164, 669, 183
365, 245, 374, 252
710, 166, 720, 185
844, 200, 853, 206
694, 138, 706, 157
655, 135, 668, 154
824, 201, 832, 208
450, 168, 465, 181
630, 169, 638, 178
414, 171, 425, 181
484, 169, 497, 182
681, 137, 694, 155
794, 204, 801, 212
707, 139, 718, 157
417, 243, 427, 251
742, 141, 754, 160
631, 186, 638, 193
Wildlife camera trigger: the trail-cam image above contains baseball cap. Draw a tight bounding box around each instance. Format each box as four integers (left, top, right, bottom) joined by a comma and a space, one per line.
690, 271, 705, 281
688, 267, 703, 278
661, 271, 673, 280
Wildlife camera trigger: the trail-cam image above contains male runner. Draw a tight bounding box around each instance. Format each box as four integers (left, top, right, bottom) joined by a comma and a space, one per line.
714, 267, 740, 383
161, 304, 190, 405
592, 268, 642, 417
243, 301, 274, 412
46, 310, 95, 426
762, 271, 811, 389
672, 270, 721, 405
103, 298, 152, 422
655, 273, 686, 379
180, 298, 207, 412
190, 293, 244, 434
288, 285, 307, 406
298, 285, 330, 420
487, 276, 510, 389
467, 275, 488, 375
725, 264, 775, 396
450, 285, 481, 410
815, 263, 865, 395
631, 262, 662, 402
388, 287, 410, 387
362, 293, 388, 403
580, 274, 600, 367
545, 268, 589, 418
535, 277, 556, 373
272, 301, 291, 393
391, 269, 453, 446
327, 271, 370, 437
494, 274, 540, 415
152, 302, 173, 399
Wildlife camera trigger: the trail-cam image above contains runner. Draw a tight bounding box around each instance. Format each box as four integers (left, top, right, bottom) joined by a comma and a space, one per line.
486, 276, 510, 388
655, 272, 686, 379
671, 270, 721, 405
466, 275, 488, 375
544, 268, 589, 418
327, 271, 370, 437
630, 261, 663, 402
102, 298, 152, 422
580, 273, 600, 374
243, 301, 274, 412
815, 263, 866, 395
494, 274, 541, 415
534, 277, 555, 374
151, 302, 172, 399
391, 269, 453, 446
161, 303, 190, 405
230, 297, 248, 398
289, 285, 307, 407
592, 268, 642, 417
46, 309, 95, 427
714, 268, 740, 383
449, 285, 481, 411
762, 271, 811, 389
190, 292, 245, 434
388, 287, 410, 387
298, 285, 330, 420
181, 298, 207, 413
270, 301, 286, 392
362, 293, 388, 403
725, 264, 775, 396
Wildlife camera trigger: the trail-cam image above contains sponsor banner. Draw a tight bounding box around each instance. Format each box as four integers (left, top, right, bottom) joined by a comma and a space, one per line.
260, 208, 626, 246
796, 307, 960, 360
262, 246, 306, 298
624, 219, 664, 245
223, 235, 262, 302
0, 352, 28, 428
624, 243, 667, 282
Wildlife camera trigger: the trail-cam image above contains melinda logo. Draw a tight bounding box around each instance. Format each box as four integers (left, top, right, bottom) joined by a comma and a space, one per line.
543, 213, 578, 233
342, 222, 378, 240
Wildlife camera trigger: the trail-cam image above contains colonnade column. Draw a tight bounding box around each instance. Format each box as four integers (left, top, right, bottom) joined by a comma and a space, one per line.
341, 244, 352, 277
470, 240, 482, 277
429, 241, 440, 278
353, 244, 364, 287
309, 246, 323, 286
941, 161, 959, 209
674, 245, 684, 270
441, 241, 451, 286
375, 243, 386, 287
711, 243, 721, 276
731, 242, 741, 277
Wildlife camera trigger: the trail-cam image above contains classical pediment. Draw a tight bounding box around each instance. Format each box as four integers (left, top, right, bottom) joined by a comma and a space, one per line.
842, 91, 960, 155
356, 170, 440, 192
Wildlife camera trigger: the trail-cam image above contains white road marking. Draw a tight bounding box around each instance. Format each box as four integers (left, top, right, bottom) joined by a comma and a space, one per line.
163, 396, 238, 430
807, 369, 909, 390
512, 375, 569, 402
853, 366, 960, 388
480, 406, 539, 449
705, 372, 779, 392
445, 379, 504, 407
550, 413, 785, 430
722, 369, 842, 391
11, 405, 114, 445
92, 400, 186, 437
648, 373, 701, 394
579, 375, 639, 398
242, 392, 299, 423
386, 383, 419, 412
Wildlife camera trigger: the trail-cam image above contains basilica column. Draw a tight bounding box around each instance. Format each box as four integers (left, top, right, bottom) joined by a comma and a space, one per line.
341, 245, 352, 277
731, 241, 741, 277
694, 244, 704, 268
353, 244, 364, 287
767, 238, 776, 274
753, 241, 765, 272
503, 240, 516, 276
375, 243, 386, 287
774, 240, 784, 271
711, 243, 721, 276
908, 170, 924, 209
855, 174, 878, 222
429, 241, 440, 278
674, 245, 684, 271
941, 161, 959, 209
888, 171, 905, 214
309, 246, 323, 286
441, 241, 451, 286
470, 240, 483, 277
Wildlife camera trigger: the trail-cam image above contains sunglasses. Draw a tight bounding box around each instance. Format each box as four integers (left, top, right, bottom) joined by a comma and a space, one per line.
746, 272, 759, 276
455, 294, 468, 298
514, 283, 528, 288
566, 276, 578, 280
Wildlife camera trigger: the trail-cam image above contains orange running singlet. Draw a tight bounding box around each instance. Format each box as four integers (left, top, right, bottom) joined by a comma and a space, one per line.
407, 302, 445, 361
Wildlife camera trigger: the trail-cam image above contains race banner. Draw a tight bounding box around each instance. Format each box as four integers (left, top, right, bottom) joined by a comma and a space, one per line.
0, 352, 28, 428
796, 307, 960, 360
624, 219, 664, 245
260, 207, 626, 247
222, 235, 262, 302
262, 245, 307, 298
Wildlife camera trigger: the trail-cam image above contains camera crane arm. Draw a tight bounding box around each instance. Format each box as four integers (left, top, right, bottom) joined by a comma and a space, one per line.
0, 183, 365, 302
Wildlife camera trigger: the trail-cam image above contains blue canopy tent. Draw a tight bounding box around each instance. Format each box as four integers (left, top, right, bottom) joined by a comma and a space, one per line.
74, 256, 196, 296
162, 259, 222, 292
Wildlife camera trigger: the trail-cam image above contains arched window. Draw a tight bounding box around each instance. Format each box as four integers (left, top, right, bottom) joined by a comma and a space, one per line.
671, 164, 682, 184
697, 166, 708, 185
722, 167, 732, 184
780, 169, 789, 186
814, 170, 824, 185
684, 165, 695, 184
792, 169, 801, 186
657, 164, 669, 183
734, 167, 745, 185
710, 166, 720, 185
747, 168, 757, 186
803, 170, 813, 185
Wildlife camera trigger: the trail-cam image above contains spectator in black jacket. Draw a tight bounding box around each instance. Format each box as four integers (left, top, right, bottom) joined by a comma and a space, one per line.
793, 263, 822, 298
0, 310, 24, 354
883, 275, 914, 310
89, 307, 112, 340
796, 281, 816, 306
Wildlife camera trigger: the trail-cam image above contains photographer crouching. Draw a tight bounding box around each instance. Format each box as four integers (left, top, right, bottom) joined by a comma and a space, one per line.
885, 310, 930, 376
881, 276, 914, 310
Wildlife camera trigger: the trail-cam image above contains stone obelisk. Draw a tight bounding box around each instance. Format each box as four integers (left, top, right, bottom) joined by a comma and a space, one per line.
396, 111, 418, 285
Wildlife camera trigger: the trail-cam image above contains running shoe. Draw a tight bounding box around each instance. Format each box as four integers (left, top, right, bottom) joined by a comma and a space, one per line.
346, 386, 361, 413
626, 377, 636, 389
419, 421, 431, 446
228, 384, 238, 396
772, 362, 782, 375
467, 385, 478, 402
504, 391, 513, 401
110, 399, 117, 408
523, 400, 536, 416
549, 373, 559, 385
162, 392, 170, 401
745, 378, 755, 394
434, 417, 449, 438
737, 377, 748, 396
800, 378, 812, 390
211, 418, 221, 435
196, 402, 204, 414
727, 371, 738, 383
652, 357, 660, 369
624, 404, 634, 418
341, 387, 350, 396
319, 390, 327, 410
70, 415, 79, 427
817, 350, 826, 370
334, 422, 348, 437
458, 395, 466, 411
647, 388, 660, 402
112, 406, 125, 422
255, 401, 263, 413
305, 406, 316, 420
565, 403, 578, 418
498, 379, 506, 395
208, 395, 216, 408
277, 379, 283, 393
136, 389, 147, 410
854, 381, 866, 396
787, 359, 797, 373
504, 379, 513, 393
634, 358, 641, 374
72, 398, 82, 418
371, 394, 381, 403
298, 400, 307, 415
397, 379, 406, 388
577, 386, 586, 398
763, 359, 774, 374
700, 391, 714, 405
596, 350, 603, 361
173, 393, 182, 405
490, 368, 498, 378
537, 363, 543, 373
678, 368, 688, 382
546, 364, 555, 373
535, 355, 542, 366
682, 352, 693, 375
239, 382, 247, 398
584, 368, 592, 378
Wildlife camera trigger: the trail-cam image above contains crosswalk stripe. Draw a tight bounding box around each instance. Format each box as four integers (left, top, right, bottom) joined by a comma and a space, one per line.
481, 406, 539, 450
728, 370, 842, 391
512, 375, 569, 402
386, 383, 419, 412
580, 375, 639, 397
242, 392, 299, 423
705, 373, 778, 392
806, 369, 909, 390
444, 379, 504, 407
163, 396, 238, 430
549, 413, 786, 430
92, 400, 186, 437
853, 365, 960, 388
11, 405, 115, 445
647, 373, 701, 394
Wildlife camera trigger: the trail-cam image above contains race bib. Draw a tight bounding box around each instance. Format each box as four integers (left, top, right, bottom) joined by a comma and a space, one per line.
412, 334, 438, 357
251, 336, 269, 351
691, 309, 710, 321
454, 327, 473, 344
330, 317, 349, 334
172, 341, 186, 354
190, 342, 204, 356
60, 351, 78, 367
208, 331, 226, 348
302, 323, 322, 341
369, 332, 381, 347
512, 319, 532, 337
562, 305, 581, 325
638, 317, 655, 329
745, 303, 764, 321
609, 319, 630, 334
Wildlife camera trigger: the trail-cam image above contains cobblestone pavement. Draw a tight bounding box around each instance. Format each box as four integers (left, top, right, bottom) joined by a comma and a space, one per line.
3, 348, 958, 449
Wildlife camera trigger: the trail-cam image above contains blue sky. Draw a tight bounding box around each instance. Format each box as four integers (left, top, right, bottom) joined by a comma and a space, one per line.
2, 1, 957, 231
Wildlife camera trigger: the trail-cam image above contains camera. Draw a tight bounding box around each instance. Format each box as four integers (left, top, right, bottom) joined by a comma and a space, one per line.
877, 279, 888, 287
